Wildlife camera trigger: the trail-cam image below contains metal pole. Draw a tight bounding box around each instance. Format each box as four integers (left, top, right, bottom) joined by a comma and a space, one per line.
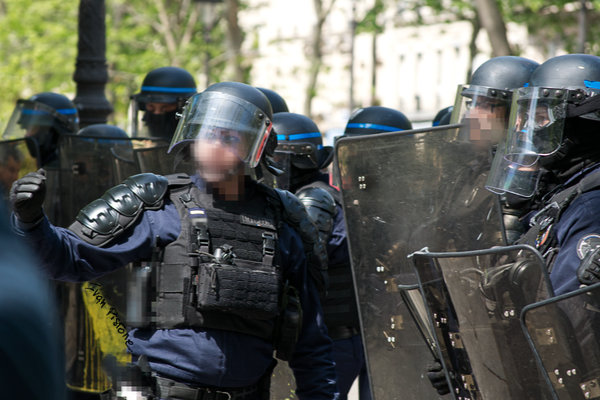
73, 0, 113, 128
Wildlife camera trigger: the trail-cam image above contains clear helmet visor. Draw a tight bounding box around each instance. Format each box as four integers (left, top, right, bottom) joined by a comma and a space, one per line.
504, 86, 568, 158
3, 100, 76, 140
450, 84, 512, 146
486, 142, 541, 198
168, 91, 272, 169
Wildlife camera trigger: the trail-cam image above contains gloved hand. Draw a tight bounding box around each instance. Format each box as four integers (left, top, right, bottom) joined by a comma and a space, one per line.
426, 360, 451, 395
9, 169, 46, 223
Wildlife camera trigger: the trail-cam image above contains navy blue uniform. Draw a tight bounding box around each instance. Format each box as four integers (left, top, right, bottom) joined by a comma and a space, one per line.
12, 177, 338, 400
318, 174, 371, 400
541, 167, 600, 295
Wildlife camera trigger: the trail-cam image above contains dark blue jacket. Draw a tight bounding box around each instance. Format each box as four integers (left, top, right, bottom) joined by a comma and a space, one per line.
533, 165, 600, 296
12, 178, 339, 399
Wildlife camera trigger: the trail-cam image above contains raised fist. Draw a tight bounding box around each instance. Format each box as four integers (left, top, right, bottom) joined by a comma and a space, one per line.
9, 169, 46, 223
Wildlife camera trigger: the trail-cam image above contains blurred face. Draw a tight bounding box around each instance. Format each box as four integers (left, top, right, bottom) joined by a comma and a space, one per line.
192, 128, 246, 182
464, 97, 508, 143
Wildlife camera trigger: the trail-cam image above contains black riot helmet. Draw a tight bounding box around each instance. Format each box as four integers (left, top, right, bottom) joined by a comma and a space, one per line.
273, 112, 333, 190
487, 54, 600, 198
343, 106, 412, 136
2, 92, 79, 167
169, 82, 276, 179
451, 56, 540, 154
450, 57, 540, 124
129, 66, 197, 140
257, 87, 289, 113
432, 106, 453, 127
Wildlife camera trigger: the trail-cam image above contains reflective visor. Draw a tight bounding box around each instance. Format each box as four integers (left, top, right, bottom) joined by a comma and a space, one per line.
486, 143, 541, 198
450, 84, 512, 125
3, 100, 77, 140
503, 87, 567, 158
168, 92, 272, 168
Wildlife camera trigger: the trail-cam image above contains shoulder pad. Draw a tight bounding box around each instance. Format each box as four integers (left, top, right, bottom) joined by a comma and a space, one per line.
300, 180, 342, 205
296, 186, 336, 216
274, 189, 316, 241
68, 173, 168, 247
296, 187, 337, 242
123, 173, 168, 208
274, 188, 329, 296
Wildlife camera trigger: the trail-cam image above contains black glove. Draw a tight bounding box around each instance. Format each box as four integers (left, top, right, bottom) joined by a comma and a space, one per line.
578, 246, 600, 285
427, 360, 451, 395
9, 169, 46, 223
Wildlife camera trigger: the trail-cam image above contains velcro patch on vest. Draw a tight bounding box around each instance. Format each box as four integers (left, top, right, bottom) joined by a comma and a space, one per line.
189, 208, 207, 218
240, 214, 276, 230
577, 234, 600, 260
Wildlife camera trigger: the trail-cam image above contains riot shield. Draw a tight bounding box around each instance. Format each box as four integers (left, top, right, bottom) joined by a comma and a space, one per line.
55, 135, 169, 396
522, 282, 600, 400
334, 124, 506, 399
0, 138, 38, 200
412, 245, 555, 400
57, 135, 171, 224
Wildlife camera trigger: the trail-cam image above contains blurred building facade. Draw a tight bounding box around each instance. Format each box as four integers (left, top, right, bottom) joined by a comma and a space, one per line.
239, 1, 548, 137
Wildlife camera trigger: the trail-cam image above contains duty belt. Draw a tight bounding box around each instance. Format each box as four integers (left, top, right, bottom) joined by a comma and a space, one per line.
155, 376, 259, 400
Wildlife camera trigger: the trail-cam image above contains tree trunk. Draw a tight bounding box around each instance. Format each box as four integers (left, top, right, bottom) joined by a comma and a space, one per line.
466, 14, 481, 83
474, 0, 512, 56
304, 0, 336, 118
225, 0, 244, 82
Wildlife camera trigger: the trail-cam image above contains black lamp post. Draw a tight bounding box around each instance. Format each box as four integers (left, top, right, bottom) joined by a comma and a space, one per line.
72, 0, 113, 128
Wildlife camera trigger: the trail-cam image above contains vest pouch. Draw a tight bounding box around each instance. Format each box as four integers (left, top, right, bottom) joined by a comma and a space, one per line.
196, 261, 280, 320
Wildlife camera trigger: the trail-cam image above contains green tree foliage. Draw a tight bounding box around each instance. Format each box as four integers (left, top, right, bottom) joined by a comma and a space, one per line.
502, 0, 600, 55
0, 0, 233, 131
0, 0, 79, 128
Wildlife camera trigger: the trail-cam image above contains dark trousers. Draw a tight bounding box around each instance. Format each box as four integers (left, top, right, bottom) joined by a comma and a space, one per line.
332, 335, 372, 400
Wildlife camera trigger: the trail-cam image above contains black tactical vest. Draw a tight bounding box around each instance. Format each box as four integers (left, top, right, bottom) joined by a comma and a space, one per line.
298, 180, 360, 331
154, 174, 282, 340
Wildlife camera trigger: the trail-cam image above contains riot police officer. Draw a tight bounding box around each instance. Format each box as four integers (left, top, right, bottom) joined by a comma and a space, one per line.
2, 92, 79, 167
10, 82, 338, 400
129, 66, 197, 140
451, 56, 540, 246
488, 54, 600, 295
422, 56, 540, 396
273, 111, 362, 399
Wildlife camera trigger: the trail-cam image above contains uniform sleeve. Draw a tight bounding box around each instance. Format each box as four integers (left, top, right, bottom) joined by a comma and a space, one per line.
552, 190, 600, 295
279, 222, 339, 400
327, 204, 349, 266
10, 202, 181, 282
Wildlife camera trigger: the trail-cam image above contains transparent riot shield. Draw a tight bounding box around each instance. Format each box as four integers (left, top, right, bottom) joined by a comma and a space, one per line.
0, 138, 39, 201
57, 135, 171, 224
412, 245, 556, 400
522, 282, 600, 400
55, 135, 169, 395
334, 124, 506, 399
